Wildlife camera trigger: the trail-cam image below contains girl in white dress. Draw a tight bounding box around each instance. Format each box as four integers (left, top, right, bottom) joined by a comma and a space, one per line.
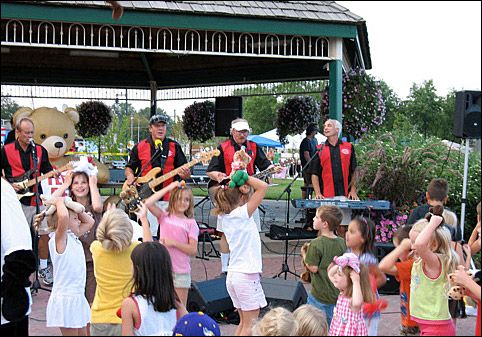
44, 196, 94, 336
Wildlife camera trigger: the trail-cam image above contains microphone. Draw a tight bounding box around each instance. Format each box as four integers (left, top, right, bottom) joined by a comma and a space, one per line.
154, 139, 163, 151
29, 138, 35, 146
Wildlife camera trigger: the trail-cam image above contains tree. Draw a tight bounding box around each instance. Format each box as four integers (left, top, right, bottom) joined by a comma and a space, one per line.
1, 95, 20, 121
242, 95, 279, 134
399, 80, 446, 139
378, 80, 401, 131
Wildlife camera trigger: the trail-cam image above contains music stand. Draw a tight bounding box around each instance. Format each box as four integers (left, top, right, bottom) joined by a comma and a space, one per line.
30, 145, 51, 294
196, 223, 220, 260
274, 149, 320, 279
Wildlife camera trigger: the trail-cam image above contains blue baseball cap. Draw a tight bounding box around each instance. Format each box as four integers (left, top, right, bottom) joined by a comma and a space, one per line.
172, 312, 220, 336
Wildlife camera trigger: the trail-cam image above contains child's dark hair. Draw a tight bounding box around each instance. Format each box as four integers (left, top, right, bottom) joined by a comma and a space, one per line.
70, 171, 91, 204
352, 216, 376, 255
130, 242, 177, 312
427, 178, 449, 202
393, 225, 411, 245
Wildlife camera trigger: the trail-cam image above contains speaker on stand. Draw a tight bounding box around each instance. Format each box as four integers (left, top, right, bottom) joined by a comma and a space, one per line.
453, 90, 481, 139
215, 96, 243, 137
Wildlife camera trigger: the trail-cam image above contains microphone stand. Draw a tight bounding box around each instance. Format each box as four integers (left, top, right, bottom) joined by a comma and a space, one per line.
30, 142, 51, 293
274, 147, 321, 279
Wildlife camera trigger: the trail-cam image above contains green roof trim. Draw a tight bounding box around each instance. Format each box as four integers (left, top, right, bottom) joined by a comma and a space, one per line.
1, 2, 357, 38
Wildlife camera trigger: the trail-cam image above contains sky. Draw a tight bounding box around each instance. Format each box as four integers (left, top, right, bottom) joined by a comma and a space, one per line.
337, 1, 481, 99
6, 1, 482, 118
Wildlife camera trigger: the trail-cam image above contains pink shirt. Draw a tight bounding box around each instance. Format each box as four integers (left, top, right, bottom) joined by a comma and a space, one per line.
157, 211, 199, 274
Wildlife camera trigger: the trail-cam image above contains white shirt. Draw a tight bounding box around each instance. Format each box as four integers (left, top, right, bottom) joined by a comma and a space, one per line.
132, 295, 177, 336
1, 179, 33, 325
220, 204, 263, 274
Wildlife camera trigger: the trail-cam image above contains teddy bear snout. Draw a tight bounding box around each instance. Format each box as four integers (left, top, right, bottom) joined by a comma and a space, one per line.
55, 142, 63, 149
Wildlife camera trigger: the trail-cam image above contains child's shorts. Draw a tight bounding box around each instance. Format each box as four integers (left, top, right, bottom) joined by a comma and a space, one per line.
173, 273, 191, 288
226, 271, 267, 311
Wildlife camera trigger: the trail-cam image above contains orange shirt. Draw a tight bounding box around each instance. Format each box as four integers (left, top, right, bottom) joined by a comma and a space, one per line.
395, 259, 418, 328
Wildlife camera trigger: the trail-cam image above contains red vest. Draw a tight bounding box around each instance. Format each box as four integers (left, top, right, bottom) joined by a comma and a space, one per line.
221, 140, 257, 176
4, 142, 43, 206
137, 139, 176, 201
319, 141, 352, 198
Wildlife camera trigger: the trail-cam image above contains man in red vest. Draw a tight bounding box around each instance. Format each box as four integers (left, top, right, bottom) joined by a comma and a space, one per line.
306, 119, 359, 236
1, 116, 58, 286
207, 118, 276, 274
125, 114, 190, 237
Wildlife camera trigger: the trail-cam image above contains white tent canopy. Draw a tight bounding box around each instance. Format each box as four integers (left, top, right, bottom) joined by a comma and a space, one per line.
259, 128, 326, 150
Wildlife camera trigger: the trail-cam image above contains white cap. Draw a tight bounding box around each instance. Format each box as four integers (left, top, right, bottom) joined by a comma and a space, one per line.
231, 121, 250, 131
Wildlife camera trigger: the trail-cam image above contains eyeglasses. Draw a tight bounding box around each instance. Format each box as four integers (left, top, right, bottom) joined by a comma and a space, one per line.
234, 129, 249, 135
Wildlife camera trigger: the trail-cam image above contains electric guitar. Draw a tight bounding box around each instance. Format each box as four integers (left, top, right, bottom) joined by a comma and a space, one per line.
10, 161, 76, 200
207, 165, 282, 191
120, 149, 220, 213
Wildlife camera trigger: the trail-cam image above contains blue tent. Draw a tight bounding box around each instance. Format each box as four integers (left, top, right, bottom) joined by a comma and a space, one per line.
247, 135, 283, 148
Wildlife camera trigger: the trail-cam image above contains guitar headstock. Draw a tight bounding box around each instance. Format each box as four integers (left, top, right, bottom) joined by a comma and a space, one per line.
198, 149, 220, 165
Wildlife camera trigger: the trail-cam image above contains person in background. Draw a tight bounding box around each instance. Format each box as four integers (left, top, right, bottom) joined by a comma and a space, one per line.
124, 114, 190, 239
299, 123, 318, 200
251, 306, 299, 336
1, 178, 37, 335
379, 225, 419, 336
1, 116, 58, 286
4, 116, 15, 145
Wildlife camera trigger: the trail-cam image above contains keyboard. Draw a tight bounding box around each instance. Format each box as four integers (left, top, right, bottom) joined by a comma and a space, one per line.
291, 199, 390, 210
266, 225, 317, 240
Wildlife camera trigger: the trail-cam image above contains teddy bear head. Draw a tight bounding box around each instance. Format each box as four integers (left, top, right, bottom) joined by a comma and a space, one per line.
13, 106, 79, 161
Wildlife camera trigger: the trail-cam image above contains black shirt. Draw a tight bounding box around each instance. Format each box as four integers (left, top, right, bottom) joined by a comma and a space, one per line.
306, 140, 357, 197
299, 137, 316, 168
407, 203, 461, 241
1, 140, 54, 205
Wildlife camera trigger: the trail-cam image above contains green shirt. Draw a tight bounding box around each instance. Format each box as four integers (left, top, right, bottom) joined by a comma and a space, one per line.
305, 235, 346, 304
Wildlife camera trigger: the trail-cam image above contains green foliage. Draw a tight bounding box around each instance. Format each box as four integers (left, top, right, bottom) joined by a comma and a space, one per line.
1, 95, 20, 121
356, 127, 481, 238
242, 95, 279, 134
276, 96, 319, 144
321, 68, 386, 139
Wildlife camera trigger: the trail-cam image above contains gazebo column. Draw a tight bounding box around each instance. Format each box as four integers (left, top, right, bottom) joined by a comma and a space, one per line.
150, 80, 157, 117
328, 37, 343, 123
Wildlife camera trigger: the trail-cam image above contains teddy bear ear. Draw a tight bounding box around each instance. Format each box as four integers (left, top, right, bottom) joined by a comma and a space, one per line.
12, 107, 34, 126
64, 107, 80, 124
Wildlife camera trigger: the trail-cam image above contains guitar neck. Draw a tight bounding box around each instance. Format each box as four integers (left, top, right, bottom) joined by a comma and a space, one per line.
148, 159, 199, 189
24, 163, 71, 188
253, 166, 277, 179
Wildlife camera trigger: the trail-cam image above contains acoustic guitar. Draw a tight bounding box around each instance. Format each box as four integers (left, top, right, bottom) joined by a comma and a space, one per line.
120, 149, 220, 213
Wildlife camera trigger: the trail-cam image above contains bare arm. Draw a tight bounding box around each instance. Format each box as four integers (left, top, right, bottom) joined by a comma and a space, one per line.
162, 236, 198, 256
51, 171, 72, 198
468, 222, 481, 254
124, 167, 136, 186
54, 198, 69, 255
350, 271, 364, 311
88, 174, 103, 213
413, 215, 443, 278
246, 176, 268, 217
348, 169, 359, 200
328, 263, 338, 284
206, 171, 228, 183
379, 239, 411, 276
311, 175, 324, 199
450, 265, 481, 301
144, 181, 181, 219
134, 202, 152, 242
78, 211, 95, 237
121, 297, 136, 336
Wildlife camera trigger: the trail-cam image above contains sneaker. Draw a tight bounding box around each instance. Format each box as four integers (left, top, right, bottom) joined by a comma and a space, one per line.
39, 266, 53, 286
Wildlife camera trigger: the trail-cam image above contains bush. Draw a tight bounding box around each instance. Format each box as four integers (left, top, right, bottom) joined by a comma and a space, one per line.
356, 123, 481, 240
276, 96, 319, 144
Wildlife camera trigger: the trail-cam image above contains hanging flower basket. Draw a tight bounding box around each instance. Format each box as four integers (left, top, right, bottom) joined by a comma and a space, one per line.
276, 96, 319, 144
76, 101, 113, 138
182, 100, 215, 142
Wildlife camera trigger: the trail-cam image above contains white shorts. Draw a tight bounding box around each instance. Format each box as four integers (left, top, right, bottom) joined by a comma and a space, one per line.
226, 272, 267, 311
173, 272, 191, 289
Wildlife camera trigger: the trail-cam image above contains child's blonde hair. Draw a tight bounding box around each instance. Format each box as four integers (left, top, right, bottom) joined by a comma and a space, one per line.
96, 208, 133, 252
442, 209, 458, 229
212, 186, 244, 216
252, 306, 299, 336
339, 263, 374, 303
412, 217, 458, 274
167, 185, 194, 218
316, 205, 343, 233
293, 304, 328, 336
47, 209, 77, 231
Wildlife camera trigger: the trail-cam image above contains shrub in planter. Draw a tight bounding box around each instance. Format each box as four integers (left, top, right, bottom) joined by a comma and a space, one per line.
276, 96, 319, 145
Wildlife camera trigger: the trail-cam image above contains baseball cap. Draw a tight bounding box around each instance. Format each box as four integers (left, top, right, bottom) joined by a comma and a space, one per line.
231, 120, 250, 132
149, 114, 168, 125
172, 312, 220, 336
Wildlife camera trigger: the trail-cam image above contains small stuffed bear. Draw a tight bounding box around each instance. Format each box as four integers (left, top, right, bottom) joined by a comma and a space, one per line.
447, 270, 473, 300
300, 242, 311, 283
231, 148, 251, 173
41, 195, 85, 216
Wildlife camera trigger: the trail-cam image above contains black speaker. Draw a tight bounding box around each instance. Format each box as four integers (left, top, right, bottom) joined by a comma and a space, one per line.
453, 90, 481, 139
215, 96, 243, 137
260, 278, 307, 311
187, 277, 233, 316
374, 242, 400, 295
